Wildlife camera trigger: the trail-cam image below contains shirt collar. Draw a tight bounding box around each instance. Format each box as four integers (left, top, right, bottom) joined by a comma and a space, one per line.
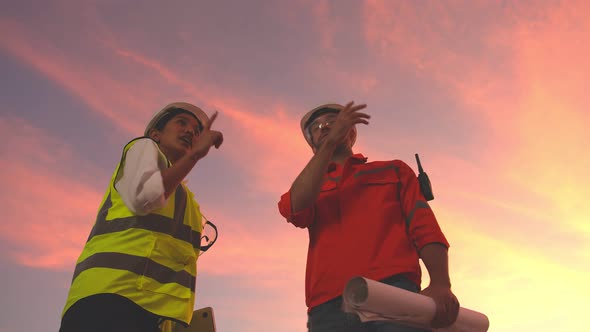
327, 153, 368, 172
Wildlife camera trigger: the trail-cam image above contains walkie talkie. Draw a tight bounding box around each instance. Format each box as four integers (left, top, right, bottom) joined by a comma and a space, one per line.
415, 153, 434, 201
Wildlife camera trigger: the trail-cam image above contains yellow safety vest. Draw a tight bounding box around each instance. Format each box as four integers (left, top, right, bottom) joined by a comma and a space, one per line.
62, 137, 203, 326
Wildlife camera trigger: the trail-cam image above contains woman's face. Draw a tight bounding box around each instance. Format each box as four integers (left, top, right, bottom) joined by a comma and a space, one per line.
150, 113, 201, 162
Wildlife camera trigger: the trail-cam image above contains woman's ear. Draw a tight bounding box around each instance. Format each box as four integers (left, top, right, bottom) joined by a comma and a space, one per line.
148, 128, 160, 143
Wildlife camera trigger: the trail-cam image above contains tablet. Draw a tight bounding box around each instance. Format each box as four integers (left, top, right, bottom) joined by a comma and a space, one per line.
173, 307, 216, 332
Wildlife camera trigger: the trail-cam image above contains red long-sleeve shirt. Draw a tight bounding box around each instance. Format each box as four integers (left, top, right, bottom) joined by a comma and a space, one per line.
278, 154, 449, 310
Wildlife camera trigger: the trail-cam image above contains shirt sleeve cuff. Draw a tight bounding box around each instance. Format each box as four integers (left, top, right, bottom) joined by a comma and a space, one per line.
414, 234, 450, 252
278, 191, 315, 228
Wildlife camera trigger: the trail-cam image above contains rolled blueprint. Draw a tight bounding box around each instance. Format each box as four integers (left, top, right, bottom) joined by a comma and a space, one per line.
342, 277, 489, 332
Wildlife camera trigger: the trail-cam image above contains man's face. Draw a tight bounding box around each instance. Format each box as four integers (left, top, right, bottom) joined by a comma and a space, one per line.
308, 112, 339, 148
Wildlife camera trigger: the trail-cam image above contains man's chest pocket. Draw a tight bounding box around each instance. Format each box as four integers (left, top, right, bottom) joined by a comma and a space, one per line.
356, 169, 401, 204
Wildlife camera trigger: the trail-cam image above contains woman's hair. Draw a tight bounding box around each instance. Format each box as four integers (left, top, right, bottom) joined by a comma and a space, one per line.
153, 108, 202, 132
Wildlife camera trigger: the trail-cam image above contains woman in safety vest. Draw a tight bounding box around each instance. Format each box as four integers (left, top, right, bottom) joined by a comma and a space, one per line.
59, 102, 223, 332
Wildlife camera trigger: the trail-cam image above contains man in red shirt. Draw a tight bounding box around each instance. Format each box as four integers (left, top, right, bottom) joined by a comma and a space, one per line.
278, 102, 460, 332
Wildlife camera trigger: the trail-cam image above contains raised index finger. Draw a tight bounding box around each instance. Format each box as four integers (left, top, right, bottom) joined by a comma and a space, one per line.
205, 111, 219, 130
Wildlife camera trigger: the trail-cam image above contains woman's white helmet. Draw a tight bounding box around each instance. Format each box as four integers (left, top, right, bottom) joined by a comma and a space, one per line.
144, 102, 209, 136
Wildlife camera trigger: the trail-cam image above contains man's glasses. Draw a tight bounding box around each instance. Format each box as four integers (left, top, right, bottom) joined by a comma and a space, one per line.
308, 116, 338, 135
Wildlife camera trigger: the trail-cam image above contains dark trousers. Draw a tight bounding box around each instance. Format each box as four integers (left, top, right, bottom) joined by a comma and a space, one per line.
59, 293, 161, 332
307, 275, 431, 332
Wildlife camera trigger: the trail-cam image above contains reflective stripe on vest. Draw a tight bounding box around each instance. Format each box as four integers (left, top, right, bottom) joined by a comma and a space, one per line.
72, 252, 195, 292
74, 185, 200, 291
86, 186, 201, 249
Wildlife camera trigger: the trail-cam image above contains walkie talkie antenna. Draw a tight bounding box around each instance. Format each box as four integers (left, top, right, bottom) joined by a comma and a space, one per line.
415, 153, 434, 201
415, 154, 424, 173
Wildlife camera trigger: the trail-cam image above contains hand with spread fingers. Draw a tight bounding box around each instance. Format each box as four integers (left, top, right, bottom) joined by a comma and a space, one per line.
191, 111, 224, 159
323, 101, 370, 148
421, 284, 460, 328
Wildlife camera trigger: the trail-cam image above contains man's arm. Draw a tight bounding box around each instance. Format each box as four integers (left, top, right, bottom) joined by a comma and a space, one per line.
278, 142, 337, 228
395, 160, 459, 328
420, 243, 460, 328
420, 243, 451, 288
289, 142, 337, 213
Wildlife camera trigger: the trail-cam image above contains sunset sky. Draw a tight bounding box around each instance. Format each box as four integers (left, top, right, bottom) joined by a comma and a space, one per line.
1, 1, 589, 331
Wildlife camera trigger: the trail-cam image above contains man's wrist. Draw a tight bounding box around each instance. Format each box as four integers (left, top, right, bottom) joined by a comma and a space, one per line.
429, 279, 452, 288
187, 148, 204, 162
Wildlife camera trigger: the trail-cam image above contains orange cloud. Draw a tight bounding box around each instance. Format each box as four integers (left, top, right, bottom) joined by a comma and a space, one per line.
359, 2, 590, 330
361, 0, 590, 232
499, 3, 590, 235
438, 210, 590, 331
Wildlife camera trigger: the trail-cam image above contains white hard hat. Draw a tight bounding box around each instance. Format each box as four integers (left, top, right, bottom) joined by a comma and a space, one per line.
300, 103, 356, 147
144, 102, 209, 136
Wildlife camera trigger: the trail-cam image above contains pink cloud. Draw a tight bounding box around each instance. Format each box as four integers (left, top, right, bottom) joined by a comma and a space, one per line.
0, 17, 316, 195
0, 14, 313, 277
199, 216, 307, 279
0, 116, 103, 269
1, 8, 386, 202
111, 47, 314, 193
312, 0, 337, 51
0, 114, 308, 282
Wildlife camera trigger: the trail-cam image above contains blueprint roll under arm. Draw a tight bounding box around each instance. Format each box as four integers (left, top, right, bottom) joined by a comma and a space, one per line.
342, 277, 489, 332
